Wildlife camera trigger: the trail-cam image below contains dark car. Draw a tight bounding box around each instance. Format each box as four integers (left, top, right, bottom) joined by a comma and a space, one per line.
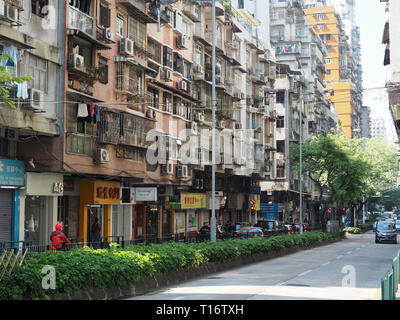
197, 224, 228, 241
255, 220, 286, 236
375, 221, 397, 244
373, 221, 378, 232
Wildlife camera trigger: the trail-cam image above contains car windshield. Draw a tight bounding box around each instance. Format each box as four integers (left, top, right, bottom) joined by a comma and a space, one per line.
377, 223, 393, 231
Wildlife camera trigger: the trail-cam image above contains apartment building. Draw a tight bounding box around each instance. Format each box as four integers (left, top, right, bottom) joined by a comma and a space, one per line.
0, 0, 63, 245
0, 0, 281, 247
305, 5, 361, 138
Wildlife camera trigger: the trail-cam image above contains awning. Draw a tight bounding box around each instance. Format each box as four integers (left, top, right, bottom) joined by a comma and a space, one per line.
67, 28, 111, 50
148, 79, 200, 103
66, 89, 105, 103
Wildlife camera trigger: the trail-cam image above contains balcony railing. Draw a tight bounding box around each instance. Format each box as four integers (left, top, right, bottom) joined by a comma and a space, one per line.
68, 5, 94, 37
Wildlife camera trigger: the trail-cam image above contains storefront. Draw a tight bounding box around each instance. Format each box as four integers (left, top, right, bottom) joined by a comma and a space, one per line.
178, 193, 206, 238
0, 159, 25, 244
79, 180, 121, 243
134, 187, 158, 242
20, 172, 64, 246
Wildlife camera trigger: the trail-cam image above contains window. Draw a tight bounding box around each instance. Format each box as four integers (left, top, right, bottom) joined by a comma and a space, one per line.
194, 45, 203, 66
340, 47, 346, 54
128, 16, 146, 50
276, 140, 285, 153
276, 116, 284, 128
326, 34, 331, 40
340, 59, 347, 67
319, 34, 324, 41
99, 3, 111, 28
326, 45, 331, 52
238, 0, 244, 9
326, 69, 331, 75
276, 91, 285, 104
326, 58, 331, 64
173, 52, 183, 74
317, 24, 324, 30
116, 13, 124, 37
276, 166, 285, 178
98, 57, 108, 84
318, 13, 324, 19
163, 46, 173, 68
32, 0, 49, 17
69, 0, 92, 15
28, 55, 47, 92
182, 18, 191, 41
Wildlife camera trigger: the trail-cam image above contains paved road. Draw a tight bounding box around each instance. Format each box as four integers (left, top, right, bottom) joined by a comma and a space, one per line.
127, 231, 400, 300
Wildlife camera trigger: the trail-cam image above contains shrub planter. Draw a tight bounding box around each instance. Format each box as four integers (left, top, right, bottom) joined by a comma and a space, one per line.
0, 232, 344, 300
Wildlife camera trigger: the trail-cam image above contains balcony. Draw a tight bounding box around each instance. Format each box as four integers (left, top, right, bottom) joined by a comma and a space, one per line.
116, 0, 158, 23
182, 2, 201, 23
68, 6, 94, 37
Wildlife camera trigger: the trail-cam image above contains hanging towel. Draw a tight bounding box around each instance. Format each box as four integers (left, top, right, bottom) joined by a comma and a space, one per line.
77, 103, 88, 117
96, 105, 101, 123
16, 81, 29, 99
0, 46, 21, 67
89, 104, 94, 117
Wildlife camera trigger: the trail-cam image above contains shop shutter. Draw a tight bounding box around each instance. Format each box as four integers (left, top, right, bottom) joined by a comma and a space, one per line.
0, 190, 12, 243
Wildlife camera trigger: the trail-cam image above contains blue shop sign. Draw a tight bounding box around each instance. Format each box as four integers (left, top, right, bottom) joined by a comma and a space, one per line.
0, 159, 25, 187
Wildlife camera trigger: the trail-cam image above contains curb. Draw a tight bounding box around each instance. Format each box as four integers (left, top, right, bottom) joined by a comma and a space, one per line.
46, 236, 344, 300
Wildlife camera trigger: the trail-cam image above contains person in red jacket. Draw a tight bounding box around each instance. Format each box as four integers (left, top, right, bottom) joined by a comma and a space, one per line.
50, 223, 71, 250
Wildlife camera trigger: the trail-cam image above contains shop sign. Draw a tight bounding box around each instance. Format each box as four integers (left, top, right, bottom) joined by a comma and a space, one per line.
135, 187, 157, 202
93, 181, 121, 205
0, 159, 24, 187
181, 193, 206, 209
206, 191, 225, 210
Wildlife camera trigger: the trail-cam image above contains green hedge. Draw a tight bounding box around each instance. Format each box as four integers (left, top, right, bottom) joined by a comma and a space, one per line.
0, 231, 342, 300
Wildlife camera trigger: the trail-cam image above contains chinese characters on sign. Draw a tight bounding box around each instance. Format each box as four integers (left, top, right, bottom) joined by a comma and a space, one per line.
0, 159, 25, 187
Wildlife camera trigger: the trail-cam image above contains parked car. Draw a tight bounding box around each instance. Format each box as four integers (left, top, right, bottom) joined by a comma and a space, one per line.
395, 220, 400, 232
237, 226, 264, 239
255, 220, 285, 236
197, 224, 229, 241
373, 221, 378, 232
375, 221, 397, 244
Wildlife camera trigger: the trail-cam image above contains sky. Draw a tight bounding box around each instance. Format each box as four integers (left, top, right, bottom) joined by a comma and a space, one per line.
356, 0, 397, 142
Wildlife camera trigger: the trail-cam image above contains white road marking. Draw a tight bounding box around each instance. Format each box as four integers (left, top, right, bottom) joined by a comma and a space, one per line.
336, 255, 344, 259
298, 270, 313, 277
321, 262, 331, 267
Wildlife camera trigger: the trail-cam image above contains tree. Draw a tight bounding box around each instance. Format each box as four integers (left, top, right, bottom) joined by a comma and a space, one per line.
289, 131, 351, 230
0, 54, 33, 108
290, 130, 398, 228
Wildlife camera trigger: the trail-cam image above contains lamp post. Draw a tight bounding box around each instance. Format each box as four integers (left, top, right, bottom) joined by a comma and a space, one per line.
210, 0, 217, 242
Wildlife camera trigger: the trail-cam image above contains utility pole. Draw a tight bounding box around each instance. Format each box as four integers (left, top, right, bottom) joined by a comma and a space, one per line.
210, 0, 217, 243
299, 84, 303, 234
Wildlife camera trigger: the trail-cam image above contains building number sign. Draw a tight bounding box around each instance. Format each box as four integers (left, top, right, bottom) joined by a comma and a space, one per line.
53, 182, 64, 194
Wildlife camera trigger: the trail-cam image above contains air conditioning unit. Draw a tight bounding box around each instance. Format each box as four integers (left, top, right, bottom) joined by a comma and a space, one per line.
69, 53, 85, 71
235, 122, 242, 130
186, 121, 198, 135
95, 148, 110, 163
176, 165, 189, 178
161, 161, 174, 175
29, 89, 43, 110
178, 80, 187, 91
103, 27, 114, 41
176, 34, 186, 49
218, 121, 225, 129
195, 113, 205, 122
146, 109, 156, 119
5, 4, 18, 22
120, 38, 134, 56
163, 68, 173, 81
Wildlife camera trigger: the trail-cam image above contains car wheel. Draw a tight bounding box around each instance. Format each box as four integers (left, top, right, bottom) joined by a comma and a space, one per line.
375, 238, 379, 244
